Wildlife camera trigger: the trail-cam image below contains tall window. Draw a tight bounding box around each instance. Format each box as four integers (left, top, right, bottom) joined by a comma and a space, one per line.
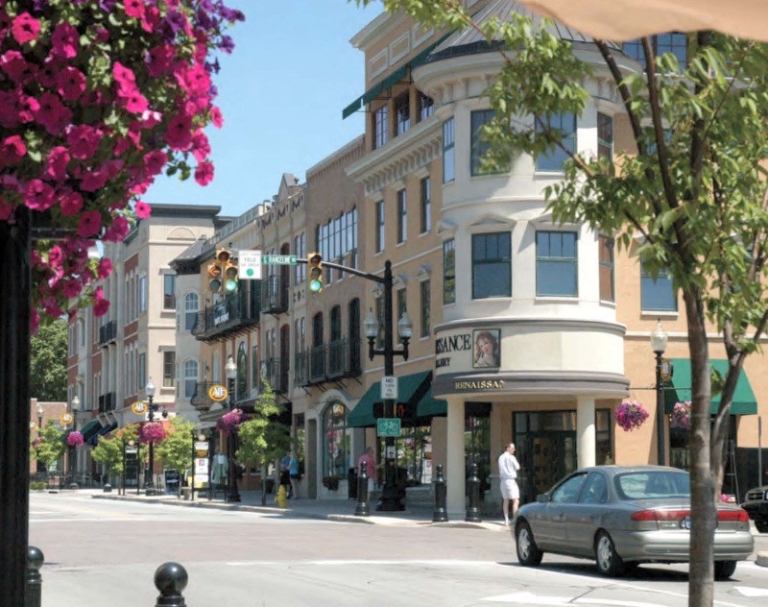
396, 289, 407, 327
472, 232, 511, 299
251, 345, 259, 389
599, 235, 615, 302
330, 305, 342, 342
471, 109, 506, 176
420, 177, 430, 234
139, 275, 147, 313
536, 112, 577, 172
641, 263, 677, 311
184, 293, 198, 331
374, 105, 388, 149
293, 232, 306, 283
420, 280, 431, 338
375, 200, 385, 253
623, 33, 687, 71
163, 274, 176, 309
597, 112, 613, 162
419, 93, 434, 121
536, 231, 578, 297
138, 353, 146, 391
323, 402, 350, 477
163, 351, 175, 388
237, 341, 247, 400
443, 239, 456, 304
397, 189, 407, 244
183, 360, 198, 399
442, 118, 455, 183
395, 92, 410, 135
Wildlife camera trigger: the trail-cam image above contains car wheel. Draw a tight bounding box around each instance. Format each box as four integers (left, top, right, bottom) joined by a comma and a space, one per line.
714, 561, 737, 581
595, 530, 626, 577
756, 518, 768, 533
515, 520, 543, 567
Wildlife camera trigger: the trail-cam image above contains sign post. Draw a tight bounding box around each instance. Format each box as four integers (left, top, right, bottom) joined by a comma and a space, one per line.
381, 376, 398, 400
377, 418, 401, 437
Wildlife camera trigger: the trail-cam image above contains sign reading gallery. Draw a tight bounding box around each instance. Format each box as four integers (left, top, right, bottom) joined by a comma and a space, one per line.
435, 328, 501, 372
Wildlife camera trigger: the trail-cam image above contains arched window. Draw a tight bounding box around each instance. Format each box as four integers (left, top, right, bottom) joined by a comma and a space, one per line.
323, 402, 350, 478
237, 341, 247, 400
183, 360, 198, 399
184, 292, 199, 331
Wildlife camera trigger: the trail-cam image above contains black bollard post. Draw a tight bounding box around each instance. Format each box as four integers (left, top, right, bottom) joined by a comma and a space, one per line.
465, 461, 482, 522
432, 464, 448, 522
355, 461, 370, 516
25, 546, 44, 607
154, 562, 188, 607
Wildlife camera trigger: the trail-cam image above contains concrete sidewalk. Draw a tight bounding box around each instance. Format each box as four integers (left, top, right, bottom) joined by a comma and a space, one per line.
87, 488, 508, 531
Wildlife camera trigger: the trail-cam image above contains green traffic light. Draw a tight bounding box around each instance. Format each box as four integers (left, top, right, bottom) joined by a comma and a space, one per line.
224, 279, 238, 293
309, 279, 322, 293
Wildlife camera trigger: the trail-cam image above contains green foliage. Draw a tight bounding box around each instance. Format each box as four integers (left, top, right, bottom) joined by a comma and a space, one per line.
90, 434, 123, 477
30, 318, 68, 401
236, 382, 290, 468
155, 417, 197, 478
29, 481, 46, 491
33, 424, 66, 469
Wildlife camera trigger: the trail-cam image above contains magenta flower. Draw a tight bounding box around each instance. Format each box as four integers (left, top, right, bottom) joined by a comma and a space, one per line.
51, 23, 79, 59
139, 422, 166, 444
616, 400, 650, 432
194, 161, 214, 186
67, 431, 85, 447
671, 401, 692, 430
60, 190, 84, 216
216, 409, 243, 435
97, 258, 113, 280
11, 13, 40, 45
0, 135, 26, 167
77, 210, 102, 238
24, 180, 56, 211
134, 201, 152, 219
165, 114, 193, 150
56, 67, 87, 101
67, 125, 102, 160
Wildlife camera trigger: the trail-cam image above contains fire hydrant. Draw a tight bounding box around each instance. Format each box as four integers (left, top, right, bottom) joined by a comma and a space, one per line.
275, 484, 287, 509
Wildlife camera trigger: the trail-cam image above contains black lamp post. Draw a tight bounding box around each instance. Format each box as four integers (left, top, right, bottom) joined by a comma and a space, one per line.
68, 395, 80, 487
36, 403, 43, 474
363, 260, 413, 512
651, 319, 669, 466
225, 355, 241, 503
144, 379, 157, 496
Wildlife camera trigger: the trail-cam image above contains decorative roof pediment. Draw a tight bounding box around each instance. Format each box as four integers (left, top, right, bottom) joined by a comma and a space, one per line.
469, 214, 516, 229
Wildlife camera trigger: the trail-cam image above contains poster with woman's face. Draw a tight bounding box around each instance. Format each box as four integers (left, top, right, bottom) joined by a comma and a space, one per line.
473, 329, 501, 369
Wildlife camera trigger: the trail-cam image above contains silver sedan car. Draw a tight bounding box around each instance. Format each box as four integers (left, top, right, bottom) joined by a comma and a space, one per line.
514, 465, 754, 579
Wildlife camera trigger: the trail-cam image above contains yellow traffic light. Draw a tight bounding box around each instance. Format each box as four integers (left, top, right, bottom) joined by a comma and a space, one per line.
208, 248, 232, 292
223, 258, 239, 293
308, 252, 323, 293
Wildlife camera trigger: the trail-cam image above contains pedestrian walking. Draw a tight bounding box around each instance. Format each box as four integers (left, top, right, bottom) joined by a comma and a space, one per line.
498, 442, 520, 526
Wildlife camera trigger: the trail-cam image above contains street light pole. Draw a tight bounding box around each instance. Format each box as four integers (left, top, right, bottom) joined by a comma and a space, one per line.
225, 355, 241, 503
36, 403, 43, 474
364, 260, 412, 512
69, 395, 80, 487
144, 379, 157, 496
651, 319, 669, 466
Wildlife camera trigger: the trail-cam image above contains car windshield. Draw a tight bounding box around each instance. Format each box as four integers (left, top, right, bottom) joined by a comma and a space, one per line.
614, 470, 690, 500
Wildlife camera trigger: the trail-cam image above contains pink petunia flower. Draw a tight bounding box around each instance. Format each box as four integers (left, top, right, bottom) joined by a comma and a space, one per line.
62, 279, 82, 299
146, 45, 175, 77
134, 200, 151, 219
56, 66, 87, 101
0, 50, 33, 83
120, 89, 149, 114
51, 23, 79, 59
33, 92, 73, 136
67, 124, 102, 160
46, 147, 70, 181
48, 245, 64, 267
0, 135, 26, 167
11, 13, 40, 45
191, 130, 210, 162
93, 297, 110, 317
164, 114, 193, 150
24, 179, 56, 211
123, 0, 146, 20
77, 210, 102, 238
142, 150, 167, 176
113, 61, 137, 91
210, 106, 224, 128
59, 189, 83, 216
194, 160, 214, 186
97, 258, 112, 280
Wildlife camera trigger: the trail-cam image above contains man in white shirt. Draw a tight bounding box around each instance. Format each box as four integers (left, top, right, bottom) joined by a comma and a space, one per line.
498, 442, 521, 525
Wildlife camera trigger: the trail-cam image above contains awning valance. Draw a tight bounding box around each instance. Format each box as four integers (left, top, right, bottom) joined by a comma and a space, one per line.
663, 358, 757, 415
80, 419, 102, 442
348, 371, 440, 428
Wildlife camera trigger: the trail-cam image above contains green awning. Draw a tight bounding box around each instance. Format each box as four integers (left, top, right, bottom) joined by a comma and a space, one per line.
416, 387, 447, 418
348, 371, 433, 428
663, 358, 757, 415
79, 419, 102, 442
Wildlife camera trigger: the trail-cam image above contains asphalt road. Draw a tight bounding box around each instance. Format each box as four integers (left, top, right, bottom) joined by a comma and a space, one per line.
28, 492, 768, 607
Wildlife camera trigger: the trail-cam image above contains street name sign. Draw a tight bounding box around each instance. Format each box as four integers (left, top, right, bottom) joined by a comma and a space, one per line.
377, 417, 401, 437
262, 255, 298, 265
381, 376, 398, 400
238, 250, 262, 280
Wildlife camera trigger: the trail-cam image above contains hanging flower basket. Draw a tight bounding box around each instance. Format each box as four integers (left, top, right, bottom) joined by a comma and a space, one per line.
216, 409, 243, 435
138, 422, 166, 445
66, 431, 84, 447
670, 401, 691, 429
616, 400, 650, 432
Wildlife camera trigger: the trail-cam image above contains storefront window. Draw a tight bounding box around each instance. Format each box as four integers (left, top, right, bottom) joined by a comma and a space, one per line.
322, 402, 350, 478
465, 402, 491, 495
393, 425, 432, 485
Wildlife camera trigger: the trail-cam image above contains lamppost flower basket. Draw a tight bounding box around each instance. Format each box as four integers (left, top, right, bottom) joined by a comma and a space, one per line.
138, 422, 166, 445
66, 431, 84, 447
616, 400, 650, 432
671, 401, 692, 429
216, 409, 243, 436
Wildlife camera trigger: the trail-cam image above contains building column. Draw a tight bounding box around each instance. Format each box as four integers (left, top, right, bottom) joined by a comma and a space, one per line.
445, 396, 465, 517
577, 397, 596, 469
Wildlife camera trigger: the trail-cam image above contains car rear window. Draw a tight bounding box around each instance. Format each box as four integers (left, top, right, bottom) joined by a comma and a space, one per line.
614, 471, 690, 500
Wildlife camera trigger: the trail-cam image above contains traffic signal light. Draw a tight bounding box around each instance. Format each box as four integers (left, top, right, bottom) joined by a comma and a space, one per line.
208, 248, 239, 293
308, 252, 323, 293
373, 402, 407, 419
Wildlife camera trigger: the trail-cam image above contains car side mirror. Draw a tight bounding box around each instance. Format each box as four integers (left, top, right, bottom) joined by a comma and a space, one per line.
537, 493, 549, 504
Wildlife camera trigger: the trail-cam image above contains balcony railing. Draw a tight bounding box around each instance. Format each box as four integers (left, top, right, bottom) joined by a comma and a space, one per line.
309, 345, 327, 384
328, 338, 361, 378
98, 392, 116, 413
98, 320, 117, 347
261, 358, 288, 394
190, 381, 215, 412
294, 351, 309, 388
191, 285, 260, 342
297, 338, 362, 387
261, 275, 288, 315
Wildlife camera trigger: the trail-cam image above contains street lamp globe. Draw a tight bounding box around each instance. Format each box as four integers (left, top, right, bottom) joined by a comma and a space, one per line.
650, 319, 668, 354
398, 311, 413, 339
71, 395, 80, 412
225, 355, 237, 380
36, 403, 43, 422
363, 308, 379, 339
145, 378, 156, 398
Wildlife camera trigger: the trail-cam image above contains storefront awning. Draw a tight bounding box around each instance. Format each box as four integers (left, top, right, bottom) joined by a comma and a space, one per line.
348, 371, 435, 427
416, 387, 447, 418
79, 419, 102, 442
663, 358, 757, 415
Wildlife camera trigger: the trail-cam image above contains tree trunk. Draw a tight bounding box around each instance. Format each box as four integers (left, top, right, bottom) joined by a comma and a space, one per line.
683, 289, 716, 607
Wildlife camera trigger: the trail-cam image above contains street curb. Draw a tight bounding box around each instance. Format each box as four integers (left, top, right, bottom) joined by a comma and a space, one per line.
756, 551, 768, 567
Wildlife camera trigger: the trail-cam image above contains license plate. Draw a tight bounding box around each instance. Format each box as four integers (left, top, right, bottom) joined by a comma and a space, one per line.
681, 516, 692, 529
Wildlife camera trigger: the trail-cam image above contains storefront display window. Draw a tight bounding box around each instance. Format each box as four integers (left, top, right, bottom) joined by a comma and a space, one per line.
323, 402, 350, 478
393, 426, 432, 485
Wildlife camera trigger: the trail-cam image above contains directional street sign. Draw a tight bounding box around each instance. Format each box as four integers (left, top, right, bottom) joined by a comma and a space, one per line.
238, 250, 262, 280
377, 418, 401, 437
381, 376, 398, 400
262, 255, 298, 265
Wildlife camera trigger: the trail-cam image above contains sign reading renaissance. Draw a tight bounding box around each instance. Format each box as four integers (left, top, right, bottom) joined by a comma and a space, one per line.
435, 328, 501, 372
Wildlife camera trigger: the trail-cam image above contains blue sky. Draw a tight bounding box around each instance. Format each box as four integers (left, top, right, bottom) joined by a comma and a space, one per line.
145, 0, 384, 218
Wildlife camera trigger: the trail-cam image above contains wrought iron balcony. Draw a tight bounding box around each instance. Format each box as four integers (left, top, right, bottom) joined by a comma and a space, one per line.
297, 338, 362, 387
328, 338, 362, 379
261, 275, 289, 315
191, 285, 261, 343
190, 381, 216, 412
309, 344, 327, 384
98, 391, 116, 413
294, 350, 309, 388
98, 320, 117, 347
261, 358, 288, 394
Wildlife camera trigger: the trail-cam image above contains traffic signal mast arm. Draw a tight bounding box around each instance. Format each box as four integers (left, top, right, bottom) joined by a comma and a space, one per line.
296, 257, 385, 285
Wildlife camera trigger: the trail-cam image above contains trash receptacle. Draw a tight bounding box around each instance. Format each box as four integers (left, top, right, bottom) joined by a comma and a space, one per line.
348, 467, 358, 499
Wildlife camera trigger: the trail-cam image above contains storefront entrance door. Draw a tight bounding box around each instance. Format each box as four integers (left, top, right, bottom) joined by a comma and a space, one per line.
520, 432, 577, 502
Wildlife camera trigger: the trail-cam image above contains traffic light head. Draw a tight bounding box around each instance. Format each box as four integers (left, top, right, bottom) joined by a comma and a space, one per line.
223, 257, 239, 293
308, 252, 323, 293
208, 248, 238, 292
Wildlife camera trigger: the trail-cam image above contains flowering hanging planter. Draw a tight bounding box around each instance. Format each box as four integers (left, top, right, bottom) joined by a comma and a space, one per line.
138, 421, 166, 445
615, 400, 650, 432
670, 401, 691, 429
66, 431, 84, 447
216, 409, 243, 435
